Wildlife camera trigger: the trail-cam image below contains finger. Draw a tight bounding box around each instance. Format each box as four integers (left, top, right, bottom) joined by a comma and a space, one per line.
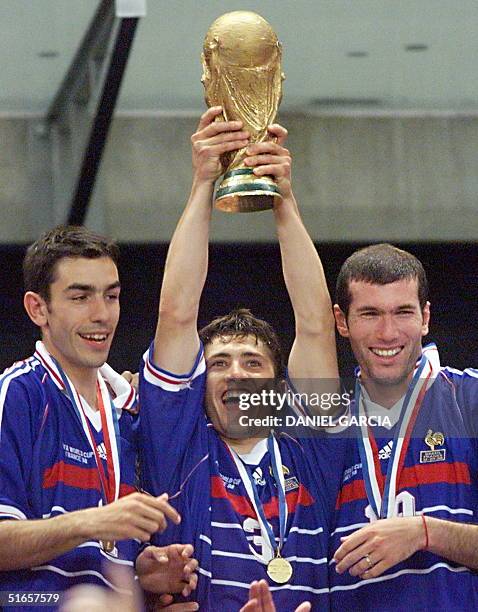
335, 542, 374, 574
158, 594, 174, 605
349, 553, 378, 577
240, 599, 259, 612
196, 130, 249, 147
193, 118, 244, 141
267, 124, 288, 145
252, 163, 290, 179
245, 142, 289, 157
121, 370, 133, 383
196, 106, 224, 131
244, 153, 289, 167
159, 604, 199, 612
257, 579, 274, 608
359, 559, 389, 580
296, 604, 312, 612
201, 140, 249, 157
334, 530, 369, 562
181, 544, 194, 558
184, 559, 199, 574
154, 494, 182, 524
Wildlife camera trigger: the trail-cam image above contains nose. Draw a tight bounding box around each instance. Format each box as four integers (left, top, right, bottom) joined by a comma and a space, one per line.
376, 314, 399, 343
225, 360, 245, 381
89, 296, 110, 323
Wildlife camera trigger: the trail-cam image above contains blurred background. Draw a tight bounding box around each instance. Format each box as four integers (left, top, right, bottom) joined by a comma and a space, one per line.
0, 0, 477, 375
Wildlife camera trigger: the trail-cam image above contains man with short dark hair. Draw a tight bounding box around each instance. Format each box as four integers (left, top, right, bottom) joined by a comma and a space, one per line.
329, 243, 478, 611
0, 225, 196, 606
139, 107, 344, 610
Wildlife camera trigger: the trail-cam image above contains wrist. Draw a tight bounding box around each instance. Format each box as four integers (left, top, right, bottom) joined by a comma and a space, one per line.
419, 514, 429, 550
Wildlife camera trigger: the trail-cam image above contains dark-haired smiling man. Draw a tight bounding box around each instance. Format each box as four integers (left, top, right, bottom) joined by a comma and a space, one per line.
0, 226, 196, 609
330, 243, 478, 611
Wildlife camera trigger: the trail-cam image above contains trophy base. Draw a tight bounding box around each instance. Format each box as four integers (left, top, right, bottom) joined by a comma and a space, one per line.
215, 168, 282, 213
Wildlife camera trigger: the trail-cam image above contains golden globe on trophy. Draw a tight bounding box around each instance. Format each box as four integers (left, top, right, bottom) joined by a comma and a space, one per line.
202, 11, 285, 212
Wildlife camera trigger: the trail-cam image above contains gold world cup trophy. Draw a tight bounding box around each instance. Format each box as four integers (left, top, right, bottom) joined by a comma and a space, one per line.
202, 11, 285, 212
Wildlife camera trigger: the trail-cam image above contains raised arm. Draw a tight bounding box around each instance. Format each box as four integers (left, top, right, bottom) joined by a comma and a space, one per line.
244, 126, 337, 380
153, 107, 249, 373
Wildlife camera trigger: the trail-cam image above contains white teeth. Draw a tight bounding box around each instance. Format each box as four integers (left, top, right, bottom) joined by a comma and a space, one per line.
372, 348, 401, 357
81, 334, 107, 342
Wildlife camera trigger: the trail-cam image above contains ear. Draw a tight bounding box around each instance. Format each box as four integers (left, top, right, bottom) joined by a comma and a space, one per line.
24, 291, 49, 328
333, 304, 350, 338
421, 301, 431, 337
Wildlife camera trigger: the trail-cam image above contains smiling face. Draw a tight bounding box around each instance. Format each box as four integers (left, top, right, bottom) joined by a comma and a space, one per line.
25, 256, 120, 381
334, 278, 430, 404
204, 334, 276, 442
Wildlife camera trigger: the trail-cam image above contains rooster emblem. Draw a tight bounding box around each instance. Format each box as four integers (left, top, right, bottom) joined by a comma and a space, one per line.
425, 429, 445, 451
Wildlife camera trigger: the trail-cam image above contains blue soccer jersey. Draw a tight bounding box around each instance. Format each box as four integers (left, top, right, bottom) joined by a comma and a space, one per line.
329, 347, 478, 611
0, 342, 139, 608
139, 343, 346, 611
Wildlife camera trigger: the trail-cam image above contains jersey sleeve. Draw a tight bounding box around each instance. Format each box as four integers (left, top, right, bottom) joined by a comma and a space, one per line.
441, 367, 478, 439
138, 342, 209, 497
0, 369, 43, 521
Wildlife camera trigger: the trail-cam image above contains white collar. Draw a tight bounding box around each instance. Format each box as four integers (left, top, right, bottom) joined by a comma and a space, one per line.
34, 340, 137, 416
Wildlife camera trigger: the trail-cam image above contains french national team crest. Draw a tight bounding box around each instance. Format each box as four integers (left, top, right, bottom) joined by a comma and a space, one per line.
420, 429, 446, 463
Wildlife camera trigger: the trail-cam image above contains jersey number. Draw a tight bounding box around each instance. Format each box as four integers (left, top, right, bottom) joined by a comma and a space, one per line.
365, 491, 416, 521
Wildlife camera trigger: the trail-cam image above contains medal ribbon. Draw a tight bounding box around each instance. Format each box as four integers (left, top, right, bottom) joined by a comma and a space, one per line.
41, 352, 121, 506
354, 352, 433, 519
229, 436, 288, 562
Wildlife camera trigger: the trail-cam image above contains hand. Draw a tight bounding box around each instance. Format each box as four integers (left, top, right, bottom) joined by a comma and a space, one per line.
151, 594, 199, 611
191, 106, 249, 183
243, 125, 292, 198
333, 516, 426, 579
81, 492, 180, 543
240, 580, 311, 612
137, 544, 198, 596
121, 370, 139, 391
60, 565, 141, 612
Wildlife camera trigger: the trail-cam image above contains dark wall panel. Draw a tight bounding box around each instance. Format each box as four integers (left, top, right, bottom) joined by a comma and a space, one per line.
1, 243, 477, 376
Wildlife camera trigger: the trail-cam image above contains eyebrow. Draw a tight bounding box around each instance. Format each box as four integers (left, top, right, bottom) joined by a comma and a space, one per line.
206, 350, 265, 360
65, 281, 121, 292
355, 303, 418, 312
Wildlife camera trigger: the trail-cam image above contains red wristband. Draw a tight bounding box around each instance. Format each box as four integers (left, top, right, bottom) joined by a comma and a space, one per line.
421, 514, 429, 550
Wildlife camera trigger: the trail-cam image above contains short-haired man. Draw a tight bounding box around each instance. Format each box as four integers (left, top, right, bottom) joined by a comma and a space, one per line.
138, 107, 345, 610
0, 226, 195, 606
330, 243, 478, 610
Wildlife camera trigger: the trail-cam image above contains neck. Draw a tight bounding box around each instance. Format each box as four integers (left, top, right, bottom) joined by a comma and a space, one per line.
362, 376, 412, 409
42, 340, 99, 410
222, 435, 266, 455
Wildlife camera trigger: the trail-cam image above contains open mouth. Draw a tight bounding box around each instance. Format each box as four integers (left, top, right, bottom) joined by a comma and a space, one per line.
222, 390, 249, 406
78, 332, 109, 344
370, 346, 403, 358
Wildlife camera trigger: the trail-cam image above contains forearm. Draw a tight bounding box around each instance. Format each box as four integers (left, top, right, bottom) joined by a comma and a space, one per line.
426, 516, 478, 570
0, 512, 88, 570
159, 179, 213, 325
154, 179, 213, 369
273, 194, 334, 336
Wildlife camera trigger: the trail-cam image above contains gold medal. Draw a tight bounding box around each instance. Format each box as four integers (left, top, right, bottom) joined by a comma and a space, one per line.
267, 555, 293, 584
100, 540, 116, 553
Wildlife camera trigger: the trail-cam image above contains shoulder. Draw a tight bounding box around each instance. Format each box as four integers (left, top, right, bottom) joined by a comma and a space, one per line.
0, 357, 48, 416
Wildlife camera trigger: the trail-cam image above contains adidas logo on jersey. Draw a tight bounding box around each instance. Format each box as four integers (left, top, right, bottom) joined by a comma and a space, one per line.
379, 441, 393, 460
96, 442, 107, 460
252, 467, 266, 486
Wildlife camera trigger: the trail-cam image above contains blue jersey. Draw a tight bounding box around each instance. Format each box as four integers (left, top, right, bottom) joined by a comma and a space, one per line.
139, 344, 345, 611
0, 342, 139, 609
330, 351, 478, 611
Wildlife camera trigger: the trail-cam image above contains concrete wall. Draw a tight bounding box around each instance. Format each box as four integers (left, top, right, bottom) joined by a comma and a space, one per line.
2, 112, 477, 243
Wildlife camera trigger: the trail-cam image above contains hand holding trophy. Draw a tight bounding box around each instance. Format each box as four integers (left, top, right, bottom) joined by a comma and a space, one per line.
202, 11, 285, 212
